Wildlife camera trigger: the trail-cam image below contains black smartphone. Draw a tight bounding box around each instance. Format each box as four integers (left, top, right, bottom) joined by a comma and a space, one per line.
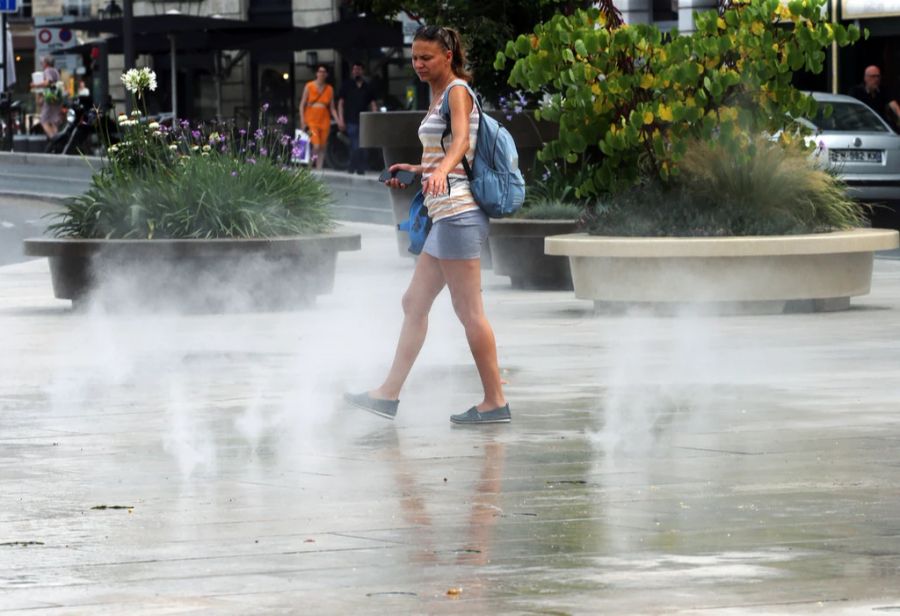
394, 169, 418, 185
378, 169, 419, 185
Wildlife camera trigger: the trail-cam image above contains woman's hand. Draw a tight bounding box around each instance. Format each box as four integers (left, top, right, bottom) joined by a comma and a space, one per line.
385, 163, 422, 189
422, 169, 448, 197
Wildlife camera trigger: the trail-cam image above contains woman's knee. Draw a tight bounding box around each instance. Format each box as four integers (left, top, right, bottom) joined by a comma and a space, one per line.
451, 299, 484, 330
401, 290, 430, 320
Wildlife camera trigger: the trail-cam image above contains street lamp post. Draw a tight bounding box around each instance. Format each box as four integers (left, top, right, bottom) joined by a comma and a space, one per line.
122, 0, 134, 111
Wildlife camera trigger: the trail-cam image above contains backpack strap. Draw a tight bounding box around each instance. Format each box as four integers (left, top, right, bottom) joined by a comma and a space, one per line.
440, 81, 481, 181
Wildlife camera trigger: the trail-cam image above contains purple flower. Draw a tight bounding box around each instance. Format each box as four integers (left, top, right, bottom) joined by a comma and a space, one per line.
291, 145, 305, 159
276, 115, 288, 125
231, 170, 237, 176
180, 119, 190, 129
516, 91, 527, 105
239, 128, 247, 136
254, 128, 265, 140
280, 134, 290, 146
505, 114, 513, 121
261, 102, 270, 112
260, 147, 268, 156
191, 130, 201, 140
247, 158, 256, 165
514, 104, 523, 114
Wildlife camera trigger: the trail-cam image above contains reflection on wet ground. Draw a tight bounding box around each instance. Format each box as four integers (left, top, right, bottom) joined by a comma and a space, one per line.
2, 223, 900, 613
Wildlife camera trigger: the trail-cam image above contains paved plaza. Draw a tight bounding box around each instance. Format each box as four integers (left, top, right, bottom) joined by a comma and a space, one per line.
2, 214, 900, 614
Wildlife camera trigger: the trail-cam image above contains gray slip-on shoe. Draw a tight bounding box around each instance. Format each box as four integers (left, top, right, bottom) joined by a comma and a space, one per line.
344, 392, 399, 420
450, 404, 511, 425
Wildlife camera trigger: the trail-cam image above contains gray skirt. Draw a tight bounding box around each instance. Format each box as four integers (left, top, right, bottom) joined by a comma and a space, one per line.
422, 208, 489, 260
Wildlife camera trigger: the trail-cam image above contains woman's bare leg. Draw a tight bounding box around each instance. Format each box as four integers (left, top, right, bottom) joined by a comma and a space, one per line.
42, 121, 57, 139
439, 258, 506, 411
371, 253, 446, 400
314, 143, 326, 169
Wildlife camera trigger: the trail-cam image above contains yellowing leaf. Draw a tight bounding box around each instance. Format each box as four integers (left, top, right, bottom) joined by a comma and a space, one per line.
751, 22, 764, 36
642, 111, 654, 125
717, 17, 726, 30
658, 105, 673, 122
640, 74, 655, 89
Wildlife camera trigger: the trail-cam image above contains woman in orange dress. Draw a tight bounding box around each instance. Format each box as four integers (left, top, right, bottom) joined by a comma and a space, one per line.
299, 65, 339, 169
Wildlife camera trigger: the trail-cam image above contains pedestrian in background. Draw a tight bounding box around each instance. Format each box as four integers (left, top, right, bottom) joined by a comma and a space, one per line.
337, 61, 377, 175
30, 56, 62, 139
849, 65, 900, 128
345, 25, 511, 426
299, 65, 339, 170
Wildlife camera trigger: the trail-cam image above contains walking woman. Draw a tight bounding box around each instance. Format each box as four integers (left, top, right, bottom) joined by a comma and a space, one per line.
299, 65, 339, 169
345, 26, 510, 425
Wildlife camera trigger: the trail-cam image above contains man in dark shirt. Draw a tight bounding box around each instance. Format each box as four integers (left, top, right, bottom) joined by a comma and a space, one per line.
849, 65, 900, 128
338, 62, 377, 175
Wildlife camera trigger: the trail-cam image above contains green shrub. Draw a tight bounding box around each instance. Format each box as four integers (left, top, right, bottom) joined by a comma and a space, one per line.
49, 70, 333, 239
496, 0, 862, 199
516, 161, 588, 220
48, 156, 333, 239
587, 138, 866, 236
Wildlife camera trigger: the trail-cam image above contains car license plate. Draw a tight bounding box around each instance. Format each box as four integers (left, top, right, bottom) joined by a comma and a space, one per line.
830, 149, 883, 163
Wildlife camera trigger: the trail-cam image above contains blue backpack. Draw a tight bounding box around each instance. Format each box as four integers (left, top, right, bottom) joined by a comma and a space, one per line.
397, 190, 431, 255
440, 82, 526, 218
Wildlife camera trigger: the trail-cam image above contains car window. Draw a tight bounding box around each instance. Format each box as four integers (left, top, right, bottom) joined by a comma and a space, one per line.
810, 102, 889, 132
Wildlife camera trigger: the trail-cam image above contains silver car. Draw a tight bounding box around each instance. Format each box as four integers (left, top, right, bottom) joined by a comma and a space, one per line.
800, 92, 900, 203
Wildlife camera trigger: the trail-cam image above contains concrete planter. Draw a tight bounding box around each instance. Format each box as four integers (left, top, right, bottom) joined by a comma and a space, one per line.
489, 219, 578, 290
545, 229, 900, 313
359, 110, 556, 258
23, 233, 361, 311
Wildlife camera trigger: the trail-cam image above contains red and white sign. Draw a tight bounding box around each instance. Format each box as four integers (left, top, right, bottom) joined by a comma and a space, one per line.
34, 16, 77, 55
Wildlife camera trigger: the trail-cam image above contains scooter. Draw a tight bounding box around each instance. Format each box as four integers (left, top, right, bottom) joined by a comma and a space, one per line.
45, 96, 118, 155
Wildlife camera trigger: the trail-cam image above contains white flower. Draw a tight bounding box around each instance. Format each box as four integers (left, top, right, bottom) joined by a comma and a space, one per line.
153, 130, 163, 137
202, 145, 211, 152
148, 121, 160, 130
121, 67, 158, 95
168, 144, 178, 151
117, 114, 128, 124
130, 109, 142, 117
108, 144, 119, 153
191, 145, 199, 151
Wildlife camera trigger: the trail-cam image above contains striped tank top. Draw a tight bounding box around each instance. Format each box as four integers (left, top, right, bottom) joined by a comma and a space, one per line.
418, 79, 480, 222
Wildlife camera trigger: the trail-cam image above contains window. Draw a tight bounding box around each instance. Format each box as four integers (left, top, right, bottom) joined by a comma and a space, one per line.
11, 0, 32, 20
62, 0, 92, 17
653, 0, 678, 22
811, 102, 890, 132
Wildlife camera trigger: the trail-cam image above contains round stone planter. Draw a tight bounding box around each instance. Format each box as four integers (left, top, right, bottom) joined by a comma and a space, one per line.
544, 229, 900, 313
23, 233, 361, 311
489, 219, 578, 290
360, 110, 557, 259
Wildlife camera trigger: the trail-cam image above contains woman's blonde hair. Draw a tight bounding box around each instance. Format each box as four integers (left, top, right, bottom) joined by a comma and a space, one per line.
413, 25, 472, 82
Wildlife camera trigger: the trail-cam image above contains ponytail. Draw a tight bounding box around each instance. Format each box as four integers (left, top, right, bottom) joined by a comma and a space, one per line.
413, 25, 472, 83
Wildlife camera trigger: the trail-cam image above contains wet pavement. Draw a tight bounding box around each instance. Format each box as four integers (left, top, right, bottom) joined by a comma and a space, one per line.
2, 221, 900, 614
